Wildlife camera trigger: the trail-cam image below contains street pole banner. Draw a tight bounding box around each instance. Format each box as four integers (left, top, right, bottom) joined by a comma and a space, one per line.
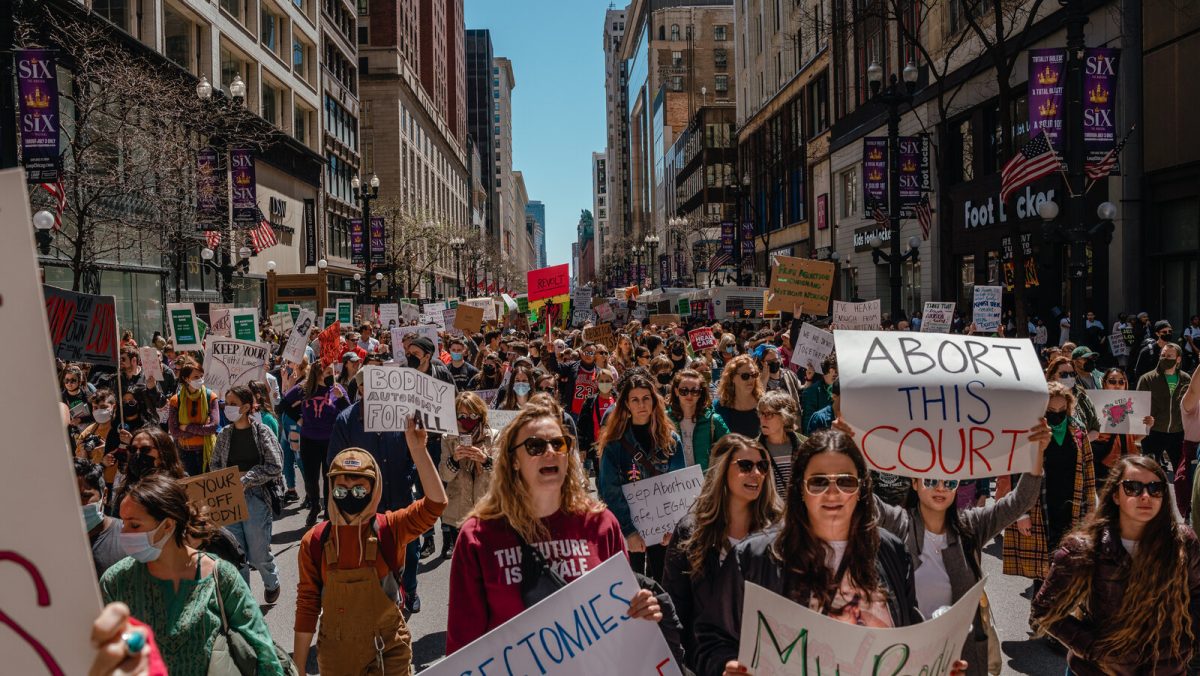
202, 338, 268, 395
196, 148, 224, 230
621, 465, 704, 542
898, 135, 930, 207
282, 309, 316, 364
16, 49, 61, 184
1089, 389, 1151, 435
833, 300, 881, 331
138, 346, 163, 381
180, 468, 248, 527
303, 198, 317, 267
835, 330, 1048, 480
43, 286, 119, 367
370, 216, 386, 266
736, 578, 984, 675
230, 148, 257, 227
421, 554, 683, 676
972, 286, 1003, 333
863, 138, 887, 208
689, 327, 716, 352
379, 303, 399, 329
167, 302, 202, 349
361, 365, 456, 434
1029, 48, 1066, 150
740, 222, 756, 260
391, 325, 441, 353
1084, 48, 1120, 166
921, 302, 956, 334
528, 263, 570, 303
790, 323, 835, 373
766, 256, 835, 315
2, 170, 102, 676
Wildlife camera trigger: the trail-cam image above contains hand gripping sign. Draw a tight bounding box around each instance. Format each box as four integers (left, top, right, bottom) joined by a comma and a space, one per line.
836, 331, 1048, 480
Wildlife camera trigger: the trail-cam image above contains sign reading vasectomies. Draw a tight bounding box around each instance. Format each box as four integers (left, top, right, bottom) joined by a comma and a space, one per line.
836, 331, 1048, 480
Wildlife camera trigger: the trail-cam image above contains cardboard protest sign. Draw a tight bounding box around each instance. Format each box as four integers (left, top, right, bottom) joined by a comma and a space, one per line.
423, 555, 683, 676
762, 289, 781, 320
1089, 389, 1152, 435
583, 323, 617, 349
595, 301, 616, 323
318, 321, 343, 368
527, 263, 570, 303
361, 365, 457, 433
282, 309, 316, 364
391, 325, 441, 353
455, 303, 485, 333
972, 285, 1003, 333
43, 286, 119, 367
180, 468, 248, 527
2, 170, 102, 675
487, 408, 520, 433
621, 465, 704, 541
921, 301, 956, 333
790, 323, 835, 372
138, 346, 163, 381
379, 303, 399, 329
337, 298, 354, 326
833, 299, 881, 331
202, 338, 269, 395
836, 330, 1048, 479
322, 308, 338, 328
689, 327, 716, 352
401, 302, 421, 323
168, 302, 202, 348
737, 577, 984, 675
650, 314, 681, 327
268, 311, 293, 336
766, 256, 835, 314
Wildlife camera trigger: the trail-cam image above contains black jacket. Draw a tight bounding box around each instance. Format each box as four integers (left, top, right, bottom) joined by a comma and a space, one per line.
693, 527, 919, 676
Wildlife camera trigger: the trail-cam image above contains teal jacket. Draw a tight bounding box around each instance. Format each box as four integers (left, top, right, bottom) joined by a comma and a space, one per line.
800, 382, 832, 435
668, 407, 731, 470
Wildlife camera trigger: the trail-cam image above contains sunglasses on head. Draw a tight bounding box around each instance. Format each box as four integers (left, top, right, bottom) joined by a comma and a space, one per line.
735, 459, 770, 474
804, 474, 861, 495
922, 478, 961, 490
332, 485, 370, 500
514, 436, 571, 456
1121, 479, 1165, 498
737, 371, 757, 381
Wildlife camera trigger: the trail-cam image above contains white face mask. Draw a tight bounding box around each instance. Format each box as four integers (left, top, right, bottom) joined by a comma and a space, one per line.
224, 405, 243, 423
189, 377, 204, 390
92, 408, 113, 424
119, 521, 171, 563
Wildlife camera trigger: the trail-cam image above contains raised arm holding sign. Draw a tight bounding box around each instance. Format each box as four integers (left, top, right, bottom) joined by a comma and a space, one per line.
361, 365, 457, 434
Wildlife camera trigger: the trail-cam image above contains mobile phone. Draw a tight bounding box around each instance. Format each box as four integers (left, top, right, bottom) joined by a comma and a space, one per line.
458, 434, 473, 448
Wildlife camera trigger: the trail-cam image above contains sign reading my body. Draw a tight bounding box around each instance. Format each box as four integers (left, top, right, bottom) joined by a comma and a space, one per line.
364, 367, 453, 430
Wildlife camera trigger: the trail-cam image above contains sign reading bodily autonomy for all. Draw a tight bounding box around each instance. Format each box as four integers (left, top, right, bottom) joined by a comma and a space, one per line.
361, 365, 457, 434
737, 578, 984, 675
43, 286, 119, 367
621, 465, 704, 542
766, 256, 835, 315
202, 338, 269, 395
836, 331, 1048, 479
421, 555, 682, 676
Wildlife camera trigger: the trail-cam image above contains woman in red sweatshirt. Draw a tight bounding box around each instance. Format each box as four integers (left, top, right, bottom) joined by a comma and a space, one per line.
445, 399, 663, 653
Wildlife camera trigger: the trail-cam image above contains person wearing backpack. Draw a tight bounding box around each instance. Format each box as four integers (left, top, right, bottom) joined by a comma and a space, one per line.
291, 419, 447, 675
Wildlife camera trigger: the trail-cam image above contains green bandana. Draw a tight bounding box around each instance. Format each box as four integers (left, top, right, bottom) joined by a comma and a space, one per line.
1050, 417, 1070, 446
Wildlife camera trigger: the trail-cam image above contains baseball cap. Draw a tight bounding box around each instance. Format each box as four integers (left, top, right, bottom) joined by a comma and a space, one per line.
327, 448, 379, 482
1071, 346, 1097, 360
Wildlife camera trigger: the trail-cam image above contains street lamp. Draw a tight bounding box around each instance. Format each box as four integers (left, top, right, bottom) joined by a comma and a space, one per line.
351, 173, 381, 305
633, 245, 645, 286
1039, 198, 1116, 340
196, 72, 250, 303
449, 236, 466, 299
866, 60, 918, 321
32, 209, 55, 255
644, 233, 661, 287
195, 76, 213, 101
229, 75, 247, 100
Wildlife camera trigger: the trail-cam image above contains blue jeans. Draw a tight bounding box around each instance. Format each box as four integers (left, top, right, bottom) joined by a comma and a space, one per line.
228, 491, 279, 591
279, 414, 302, 489
402, 539, 419, 597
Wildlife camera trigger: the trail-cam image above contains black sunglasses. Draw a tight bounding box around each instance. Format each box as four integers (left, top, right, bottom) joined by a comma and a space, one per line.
676, 387, 703, 397
735, 459, 770, 474
514, 436, 571, 456
737, 371, 757, 381
1121, 480, 1165, 498
1105, 378, 1128, 386
131, 445, 156, 454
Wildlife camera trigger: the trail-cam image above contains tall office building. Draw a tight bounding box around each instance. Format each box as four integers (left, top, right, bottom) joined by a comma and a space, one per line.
493, 57, 519, 277
601, 6, 628, 269
526, 200, 547, 268
465, 30, 498, 259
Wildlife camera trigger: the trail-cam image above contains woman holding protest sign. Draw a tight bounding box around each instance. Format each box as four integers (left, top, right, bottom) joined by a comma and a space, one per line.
1031, 455, 1200, 674
438, 392, 497, 559
663, 434, 781, 671
597, 371, 685, 579
167, 358, 219, 476
1091, 367, 1153, 486
282, 362, 352, 527
713, 355, 763, 439
62, 364, 95, 426
668, 368, 729, 471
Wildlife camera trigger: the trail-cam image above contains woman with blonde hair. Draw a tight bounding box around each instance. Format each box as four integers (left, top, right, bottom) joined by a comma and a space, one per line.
663, 434, 781, 671
713, 354, 764, 438
445, 401, 665, 652
438, 392, 497, 559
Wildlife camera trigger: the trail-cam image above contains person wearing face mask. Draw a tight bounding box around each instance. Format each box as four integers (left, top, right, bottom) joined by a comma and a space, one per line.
76, 389, 129, 490
338, 351, 362, 402
210, 386, 284, 602
281, 360, 352, 527
110, 427, 187, 515
577, 367, 620, 476
446, 336, 479, 391
542, 340, 599, 419
1133, 319, 1175, 380
650, 355, 675, 399
167, 358, 219, 476
1070, 346, 1103, 389
667, 339, 690, 374
1045, 355, 1101, 442
100, 474, 282, 676
1137, 342, 1191, 473
495, 365, 536, 411
120, 385, 155, 431
77, 458, 126, 578
293, 436, 447, 674
468, 352, 504, 391
756, 345, 803, 403
438, 392, 497, 559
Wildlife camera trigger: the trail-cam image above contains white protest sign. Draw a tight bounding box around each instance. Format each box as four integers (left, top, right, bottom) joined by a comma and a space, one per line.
391, 325, 441, 353
1109, 324, 1129, 357
572, 309, 596, 326
595, 302, 616, 323
202, 338, 269, 395
500, 293, 518, 313
422, 555, 683, 676
620, 465, 704, 541
790, 323, 835, 373
487, 408, 520, 433
138, 346, 163, 381
423, 300, 447, 316
210, 307, 232, 337
401, 302, 421, 323
836, 330, 1048, 479
464, 297, 497, 322
972, 286, 1002, 333
379, 303, 399, 329
1089, 389, 1152, 435
269, 311, 293, 336
921, 302, 956, 334
737, 578, 984, 675
832, 299, 880, 331
362, 365, 457, 433
1, 169, 101, 674
283, 309, 316, 364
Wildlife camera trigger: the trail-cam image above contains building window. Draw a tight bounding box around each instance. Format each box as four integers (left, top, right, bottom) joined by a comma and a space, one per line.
670, 76, 683, 91
219, 0, 245, 24
714, 48, 727, 69
261, 8, 277, 52
294, 105, 310, 146
358, 26, 368, 44
163, 4, 195, 74
714, 24, 727, 41
357, 0, 368, 15
262, 81, 283, 127
672, 51, 682, 67
220, 46, 249, 99
671, 24, 680, 40
839, 168, 858, 219
715, 74, 729, 94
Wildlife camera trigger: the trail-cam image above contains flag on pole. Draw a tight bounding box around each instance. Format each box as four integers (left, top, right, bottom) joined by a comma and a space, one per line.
39, 177, 66, 229
915, 195, 934, 240
1000, 131, 1060, 204
205, 230, 222, 250
249, 218, 278, 253
1085, 126, 1134, 183
872, 206, 888, 225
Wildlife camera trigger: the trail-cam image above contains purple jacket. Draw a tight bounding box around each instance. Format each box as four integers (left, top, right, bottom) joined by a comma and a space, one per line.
281, 383, 349, 441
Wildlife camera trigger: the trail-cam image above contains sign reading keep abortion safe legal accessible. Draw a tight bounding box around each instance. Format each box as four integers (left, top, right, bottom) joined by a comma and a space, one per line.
836, 331, 1048, 480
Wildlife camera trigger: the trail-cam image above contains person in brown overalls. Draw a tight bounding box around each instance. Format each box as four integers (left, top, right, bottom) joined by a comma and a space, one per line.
292, 417, 447, 675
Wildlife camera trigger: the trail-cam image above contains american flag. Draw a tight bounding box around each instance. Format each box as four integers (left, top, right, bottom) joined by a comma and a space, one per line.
709, 249, 730, 271
915, 196, 934, 240
205, 230, 222, 250
1085, 126, 1134, 182
39, 178, 66, 230
1001, 131, 1060, 204
872, 206, 888, 225
249, 218, 278, 253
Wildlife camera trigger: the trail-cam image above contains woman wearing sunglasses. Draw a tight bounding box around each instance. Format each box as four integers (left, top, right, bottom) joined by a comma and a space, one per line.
694, 429, 969, 676
446, 401, 665, 653
110, 427, 185, 514
714, 355, 764, 439
663, 434, 781, 673
667, 368, 729, 470
597, 372, 685, 579
438, 392, 497, 560
1091, 367, 1154, 487
1032, 456, 1200, 674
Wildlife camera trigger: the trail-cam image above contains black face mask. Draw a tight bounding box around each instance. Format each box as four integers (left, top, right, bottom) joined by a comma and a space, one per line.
1161, 332, 1174, 341
1045, 409, 1068, 426
483, 364, 497, 375
128, 451, 157, 478
407, 355, 422, 369
1083, 358, 1096, 371
333, 493, 371, 516
671, 346, 685, 356
657, 374, 672, 385
323, 375, 334, 387
767, 362, 781, 373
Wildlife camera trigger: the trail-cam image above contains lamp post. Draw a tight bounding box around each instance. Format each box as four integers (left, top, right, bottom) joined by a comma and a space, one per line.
633, 245, 645, 286
449, 235, 466, 299
351, 173, 381, 305
644, 233, 661, 287
196, 74, 247, 304
32, 209, 55, 256
866, 60, 918, 321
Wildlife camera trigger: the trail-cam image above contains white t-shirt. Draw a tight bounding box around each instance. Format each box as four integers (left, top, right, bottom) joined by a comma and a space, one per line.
679, 418, 697, 466
1121, 538, 1138, 555
825, 540, 848, 573
1059, 318, 1071, 346
915, 530, 953, 620
1185, 326, 1200, 353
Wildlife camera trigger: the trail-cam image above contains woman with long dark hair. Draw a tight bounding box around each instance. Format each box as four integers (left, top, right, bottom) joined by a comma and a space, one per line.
662, 435, 781, 672
1032, 455, 1200, 673
110, 427, 186, 513
667, 368, 729, 470
1091, 367, 1153, 487
167, 357, 219, 476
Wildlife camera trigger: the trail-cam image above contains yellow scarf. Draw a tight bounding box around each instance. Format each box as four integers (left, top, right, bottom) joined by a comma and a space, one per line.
178, 385, 216, 471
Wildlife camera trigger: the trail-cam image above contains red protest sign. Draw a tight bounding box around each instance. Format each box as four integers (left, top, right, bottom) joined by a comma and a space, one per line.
318, 321, 342, 367
688, 328, 716, 352
527, 264, 570, 303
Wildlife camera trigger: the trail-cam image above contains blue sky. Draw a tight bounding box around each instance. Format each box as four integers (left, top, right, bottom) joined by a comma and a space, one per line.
464, 0, 609, 270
